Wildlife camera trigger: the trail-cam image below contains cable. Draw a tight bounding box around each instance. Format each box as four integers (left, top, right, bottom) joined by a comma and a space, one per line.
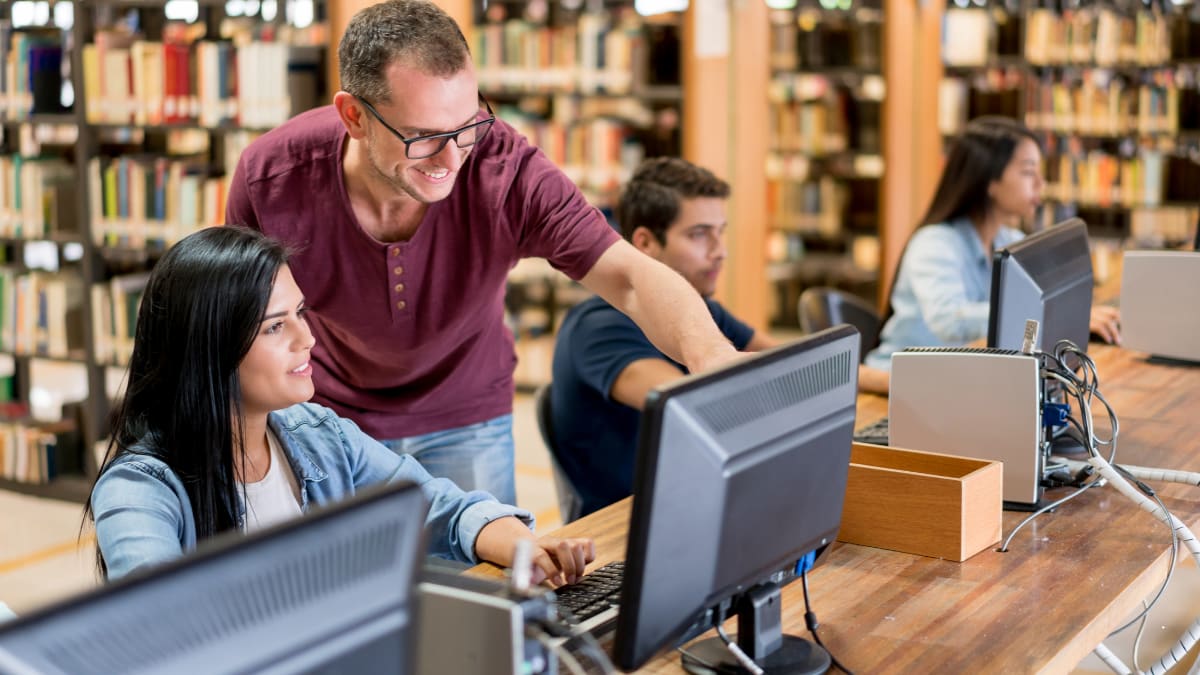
530, 629, 591, 675
1132, 600, 1150, 674
534, 609, 616, 675
998, 479, 1104, 552
715, 624, 764, 675
1106, 488, 1178, 638
1094, 641, 1134, 675
801, 569, 855, 675
1087, 454, 1200, 675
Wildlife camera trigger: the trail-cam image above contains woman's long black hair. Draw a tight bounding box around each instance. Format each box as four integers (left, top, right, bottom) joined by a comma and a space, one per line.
881, 116, 1042, 323
84, 226, 290, 575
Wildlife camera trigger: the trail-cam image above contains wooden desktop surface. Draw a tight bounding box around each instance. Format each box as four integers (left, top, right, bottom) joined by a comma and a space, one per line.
471, 343, 1200, 674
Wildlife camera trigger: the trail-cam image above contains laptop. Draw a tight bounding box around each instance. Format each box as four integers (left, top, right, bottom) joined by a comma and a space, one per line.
1120, 251, 1200, 364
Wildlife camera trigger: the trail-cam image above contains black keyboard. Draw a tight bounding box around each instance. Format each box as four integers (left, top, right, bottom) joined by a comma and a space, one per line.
552, 561, 623, 630
853, 416, 889, 445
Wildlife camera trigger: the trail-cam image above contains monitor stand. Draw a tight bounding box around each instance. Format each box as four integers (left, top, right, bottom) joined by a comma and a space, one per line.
681, 582, 830, 675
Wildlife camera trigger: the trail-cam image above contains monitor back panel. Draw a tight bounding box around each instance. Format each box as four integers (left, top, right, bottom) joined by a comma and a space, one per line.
1121, 251, 1200, 363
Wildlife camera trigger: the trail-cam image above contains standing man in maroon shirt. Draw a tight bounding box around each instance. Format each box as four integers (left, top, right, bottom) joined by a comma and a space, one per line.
226, 0, 738, 506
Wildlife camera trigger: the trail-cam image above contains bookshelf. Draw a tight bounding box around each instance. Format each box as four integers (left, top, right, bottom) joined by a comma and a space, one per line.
938, 2, 1200, 253
473, 1, 683, 211
0, 0, 330, 502
764, 0, 884, 326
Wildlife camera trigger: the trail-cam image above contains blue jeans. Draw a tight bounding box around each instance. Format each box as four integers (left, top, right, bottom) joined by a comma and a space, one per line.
381, 414, 517, 506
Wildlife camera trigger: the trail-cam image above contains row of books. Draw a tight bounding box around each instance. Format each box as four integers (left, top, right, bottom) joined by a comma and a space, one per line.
766, 151, 885, 182
766, 175, 847, 240
1127, 206, 1200, 248
473, 15, 641, 94
503, 112, 642, 205
83, 28, 321, 129
1043, 149, 1170, 208
87, 156, 234, 250
0, 25, 68, 121
767, 8, 883, 73
1023, 72, 1187, 137
937, 71, 1023, 136
91, 272, 150, 367
0, 156, 77, 240
1025, 8, 1173, 67
0, 267, 156, 370
0, 423, 64, 485
0, 269, 86, 361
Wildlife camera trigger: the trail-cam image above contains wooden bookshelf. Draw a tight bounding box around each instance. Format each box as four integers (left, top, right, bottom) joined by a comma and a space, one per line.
0, 2, 332, 502
937, 3, 1200, 249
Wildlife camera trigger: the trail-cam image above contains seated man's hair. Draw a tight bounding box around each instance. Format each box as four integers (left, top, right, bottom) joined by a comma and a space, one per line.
617, 157, 730, 243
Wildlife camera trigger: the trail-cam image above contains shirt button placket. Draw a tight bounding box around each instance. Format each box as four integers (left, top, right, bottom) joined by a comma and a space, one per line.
389, 245, 407, 315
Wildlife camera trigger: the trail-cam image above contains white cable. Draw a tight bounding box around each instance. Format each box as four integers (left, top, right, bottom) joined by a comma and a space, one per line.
1059, 459, 1200, 488
1094, 641, 1134, 674
1088, 455, 1200, 675
716, 625, 764, 675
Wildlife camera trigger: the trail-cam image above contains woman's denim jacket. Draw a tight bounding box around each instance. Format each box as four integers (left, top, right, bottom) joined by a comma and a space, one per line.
92, 403, 533, 579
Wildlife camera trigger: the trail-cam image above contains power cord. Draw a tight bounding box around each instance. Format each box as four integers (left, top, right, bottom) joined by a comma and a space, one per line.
1032, 339, 1200, 674
801, 569, 854, 675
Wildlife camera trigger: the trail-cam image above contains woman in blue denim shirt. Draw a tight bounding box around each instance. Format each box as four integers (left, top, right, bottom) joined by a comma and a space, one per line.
85, 226, 594, 582
866, 117, 1121, 369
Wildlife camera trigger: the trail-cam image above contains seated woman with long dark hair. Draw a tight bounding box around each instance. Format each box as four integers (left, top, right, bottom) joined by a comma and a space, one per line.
865, 116, 1120, 369
87, 226, 593, 582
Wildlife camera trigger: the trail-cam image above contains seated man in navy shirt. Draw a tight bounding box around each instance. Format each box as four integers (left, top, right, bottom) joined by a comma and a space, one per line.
548, 158, 776, 517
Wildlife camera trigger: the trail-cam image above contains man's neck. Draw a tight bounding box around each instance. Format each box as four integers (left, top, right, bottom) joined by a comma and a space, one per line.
343, 138, 427, 243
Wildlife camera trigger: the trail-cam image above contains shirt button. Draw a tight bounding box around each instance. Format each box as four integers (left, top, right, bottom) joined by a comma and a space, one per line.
394, 283, 404, 292
391, 248, 400, 257
393, 266, 403, 276
397, 300, 406, 310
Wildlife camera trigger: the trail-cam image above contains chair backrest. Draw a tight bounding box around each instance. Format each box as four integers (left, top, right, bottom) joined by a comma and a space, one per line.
534, 384, 583, 524
798, 287, 881, 362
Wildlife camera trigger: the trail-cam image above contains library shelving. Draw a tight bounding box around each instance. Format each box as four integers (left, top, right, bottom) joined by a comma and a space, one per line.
764, 0, 885, 326
938, 1, 1200, 250
0, 0, 330, 501
472, 0, 683, 213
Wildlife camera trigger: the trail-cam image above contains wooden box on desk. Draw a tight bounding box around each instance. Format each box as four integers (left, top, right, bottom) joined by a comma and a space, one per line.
837, 442, 1002, 562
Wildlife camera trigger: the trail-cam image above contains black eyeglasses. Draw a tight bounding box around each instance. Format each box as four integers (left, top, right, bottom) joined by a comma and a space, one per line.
356, 95, 496, 160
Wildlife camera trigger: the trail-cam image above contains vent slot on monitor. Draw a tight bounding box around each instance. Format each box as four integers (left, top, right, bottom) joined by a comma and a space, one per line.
698, 349, 852, 434
43, 520, 405, 674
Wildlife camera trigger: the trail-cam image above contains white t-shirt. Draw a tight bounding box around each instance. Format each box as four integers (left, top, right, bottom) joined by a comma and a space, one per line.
241, 430, 303, 533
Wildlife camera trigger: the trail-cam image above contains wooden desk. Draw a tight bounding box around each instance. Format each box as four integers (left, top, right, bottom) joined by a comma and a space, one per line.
473, 344, 1200, 674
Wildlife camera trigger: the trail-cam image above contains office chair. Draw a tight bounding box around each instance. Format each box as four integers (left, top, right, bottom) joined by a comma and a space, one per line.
534, 384, 583, 524
798, 287, 882, 362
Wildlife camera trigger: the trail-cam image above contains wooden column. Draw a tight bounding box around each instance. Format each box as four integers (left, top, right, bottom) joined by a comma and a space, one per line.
683, 0, 770, 331
879, 0, 944, 309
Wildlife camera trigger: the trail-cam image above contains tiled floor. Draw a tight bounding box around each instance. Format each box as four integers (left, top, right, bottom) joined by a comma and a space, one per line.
3, 383, 1200, 672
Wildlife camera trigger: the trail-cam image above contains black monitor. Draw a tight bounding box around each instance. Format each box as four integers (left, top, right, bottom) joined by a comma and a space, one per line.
613, 324, 860, 673
0, 482, 427, 675
987, 218, 1093, 353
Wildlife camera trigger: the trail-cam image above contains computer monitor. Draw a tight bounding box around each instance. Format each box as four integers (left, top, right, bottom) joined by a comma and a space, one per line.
613, 324, 860, 673
0, 482, 427, 675
987, 218, 1093, 353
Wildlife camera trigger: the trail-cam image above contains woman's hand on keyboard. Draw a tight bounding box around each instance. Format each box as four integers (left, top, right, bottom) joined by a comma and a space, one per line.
475, 516, 595, 586
534, 536, 596, 587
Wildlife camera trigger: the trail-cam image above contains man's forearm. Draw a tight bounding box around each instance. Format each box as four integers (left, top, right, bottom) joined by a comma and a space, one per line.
581, 241, 738, 373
